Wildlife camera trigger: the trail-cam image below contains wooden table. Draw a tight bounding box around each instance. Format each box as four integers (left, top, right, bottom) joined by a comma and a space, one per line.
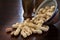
0, 0, 60, 40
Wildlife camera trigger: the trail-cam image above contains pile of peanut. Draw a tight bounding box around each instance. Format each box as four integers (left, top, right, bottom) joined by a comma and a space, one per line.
6, 5, 55, 38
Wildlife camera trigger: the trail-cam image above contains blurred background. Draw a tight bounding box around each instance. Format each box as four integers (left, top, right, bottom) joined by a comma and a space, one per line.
0, 0, 60, 40
0, 0, 59, 25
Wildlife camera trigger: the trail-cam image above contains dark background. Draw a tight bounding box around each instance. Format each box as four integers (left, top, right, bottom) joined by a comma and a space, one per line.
0, 0, 60, 40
